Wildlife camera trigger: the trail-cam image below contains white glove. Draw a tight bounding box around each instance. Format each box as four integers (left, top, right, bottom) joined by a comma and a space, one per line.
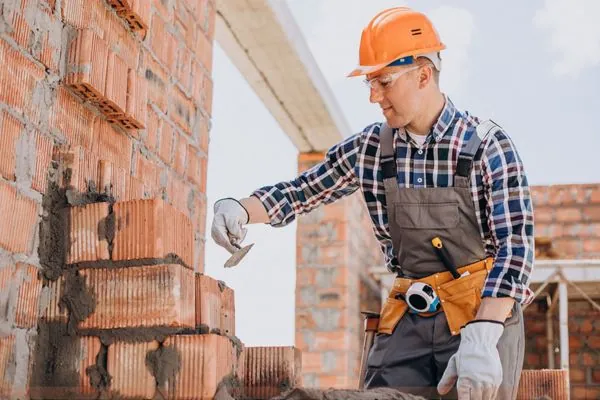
438, 320, 504, 400
211, 198, 250, 254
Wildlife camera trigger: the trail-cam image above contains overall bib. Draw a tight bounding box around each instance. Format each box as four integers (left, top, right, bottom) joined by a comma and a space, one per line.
364, 122, 525, 399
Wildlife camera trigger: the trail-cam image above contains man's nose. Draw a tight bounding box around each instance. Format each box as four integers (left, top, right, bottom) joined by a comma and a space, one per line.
369, 86, 384, 104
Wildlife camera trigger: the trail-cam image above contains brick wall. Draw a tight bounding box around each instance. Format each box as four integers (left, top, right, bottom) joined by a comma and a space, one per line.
295, 152, 383, 390
0, 1, 303, 398
525, 183, 600, 400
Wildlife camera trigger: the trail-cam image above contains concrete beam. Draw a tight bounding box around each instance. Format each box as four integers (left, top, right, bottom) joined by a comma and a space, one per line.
215, 0, 350, 152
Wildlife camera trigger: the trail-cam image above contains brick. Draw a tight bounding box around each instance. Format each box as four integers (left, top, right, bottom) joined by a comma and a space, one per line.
145, 107, 160, 151
32, 132, 54, 193
40, 276, 68, 322
66, 29, 109, 102
62, 0, 109, 36
195, 274, 221, 333
78, 264, 194, 330
49, 88, 95, 149
7, 6, 30, 49
133, 152, 160, 196
117, 0, 151, 33
554, 238, 582, 258
91, 118, 133, 171
175, 47, 192, 93
150, 14, 177, 70
56, 145, 99, 193
0, 40, 45, 122
105, 14, 139, 69
169, 87, 195, 135
30, 333, 101, 399
191, 60, 204, 104
0, 111, 23, 181
243, 346, 302, 400
570, 367, 586, 384
67, 202, 111, 264
199, 114, 209, 154
192, 194, 206, 240
203, 75, 213, 116
166, 172, 189, 214
102, 51, 128, 115
555, 207, 582, 223
173, 133, 188, 175
39, 19, 62, 73
112, 198, 193, 268
121, 69, 148, 130
0, 335, 15, 397
108, 340, 159, 399
144, 55, 169, 113
0, 181, 38, 253
206, 0, 216, 40
13, 263, 43, 328
159, 121, 175, 164
186, 147, 206, 189
126, 175, 145, 200
313, 331, 350, 352
220, 284, 235, 336
571, 386, 600, 400
583, 239, 600, 255
98, 160, 127, 199
583, 206, 600, 222
163, 334, 240, 400
195, 31, 213, 74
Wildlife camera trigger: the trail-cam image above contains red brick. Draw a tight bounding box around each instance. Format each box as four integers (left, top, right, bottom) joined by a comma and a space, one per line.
126, 175, 145, 200
175, 47, 192, 93
206, 1, 216, 40
133, 151, 160, 196
199, 114, 209, 154
0, 40, 45, 122
62, 0, 109, 36
169, 87, 195, 135
159, 121, 175, 164
150, 14, 177, 70
173, 134, 188, 175
79, 264, 194, 329
202, 75, 213, 116
103, 51, 128, 115
144, 54, 169, 113
91, 118, 133, 171
13, 263, 43, 328
593, 368, 600, 383
583, 206, 600, 222
0, 335, 15, 397
583, 239, 600, 255
554, 238, 583, 258
0, 111, 23, 181
98, 159, 127, 199
191, 60, 204, 104
186, 147, 206, 191
112, 198, 193, 268
122, 69, 148, 130
30, 335, 101, 399
166, 172, 190, 214
570, 367, 586, 384
163, 334, 240, 400
517, 369, 569, 400
195, 274, 222, 333
313, 331, 350, 352
220, 284, 235, 336
582, 351, 596, 367
591, 187, 600, 203
40, 276, 68, 322
243, 346, 302, 399
67, 202, 111, 264
56, 145, 99, 193
195, 31, 213, 73
555, 207, 582, 223
192, 194, 206, 240
32, 132, 54, 193
39, 20, 62, 73
145, 107, 160, 151
572, 386, 600, 400
0, 181, 38, 254
7, 7, 30, 49
66, 29, 109, 102
107, 340, 159, 398
105, 14, 139, 69
49, 88, 95, 149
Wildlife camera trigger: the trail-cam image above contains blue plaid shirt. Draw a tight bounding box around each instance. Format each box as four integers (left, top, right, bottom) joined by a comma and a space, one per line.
252, 96, 535, 305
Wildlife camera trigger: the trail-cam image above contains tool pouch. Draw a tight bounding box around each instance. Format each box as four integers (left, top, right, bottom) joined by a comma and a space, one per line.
377, 291, 409, 335
436, 268, 488, 335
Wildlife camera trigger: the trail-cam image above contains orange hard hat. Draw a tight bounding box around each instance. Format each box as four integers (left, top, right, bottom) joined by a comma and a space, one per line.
347, 7, 446, 77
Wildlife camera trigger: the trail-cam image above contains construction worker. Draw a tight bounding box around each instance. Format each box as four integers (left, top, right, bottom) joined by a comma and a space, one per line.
211, 6, 533, 400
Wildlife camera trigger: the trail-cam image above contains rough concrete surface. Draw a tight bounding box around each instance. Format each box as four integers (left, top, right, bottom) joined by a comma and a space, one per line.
146, 344, 181, 389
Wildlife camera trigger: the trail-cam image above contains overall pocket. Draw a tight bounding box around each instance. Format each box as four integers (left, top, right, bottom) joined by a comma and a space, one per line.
377, 297, 408, 335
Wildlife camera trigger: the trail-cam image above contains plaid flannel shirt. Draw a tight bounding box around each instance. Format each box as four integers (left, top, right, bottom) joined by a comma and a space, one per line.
251, 96, 535, 304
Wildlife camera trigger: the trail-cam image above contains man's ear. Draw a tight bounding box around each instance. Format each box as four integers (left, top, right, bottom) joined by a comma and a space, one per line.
418, 64, 433, 88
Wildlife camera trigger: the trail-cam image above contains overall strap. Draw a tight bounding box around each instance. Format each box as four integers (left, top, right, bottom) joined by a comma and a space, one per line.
455, 119, 499, 187
380, 123, 396, 179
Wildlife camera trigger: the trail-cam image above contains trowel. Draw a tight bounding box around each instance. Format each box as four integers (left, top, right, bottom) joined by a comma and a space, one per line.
224, 242, 254, 268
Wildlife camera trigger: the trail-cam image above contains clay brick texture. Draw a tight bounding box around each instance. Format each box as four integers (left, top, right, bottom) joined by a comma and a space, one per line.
162, 334, 243, 400
78, 264, 195, 330
242, 346, 302, 400
107, 340, 159, 399
517, 369, 569, 400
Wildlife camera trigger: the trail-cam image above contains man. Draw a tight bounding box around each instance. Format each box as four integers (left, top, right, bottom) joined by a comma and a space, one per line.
211, 6, 534, 400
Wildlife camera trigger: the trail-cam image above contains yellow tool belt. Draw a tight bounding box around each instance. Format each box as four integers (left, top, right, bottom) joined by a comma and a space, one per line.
378, 257, 494, 336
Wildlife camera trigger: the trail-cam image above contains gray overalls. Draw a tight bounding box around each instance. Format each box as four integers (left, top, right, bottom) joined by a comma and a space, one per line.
364, 121, 525, 399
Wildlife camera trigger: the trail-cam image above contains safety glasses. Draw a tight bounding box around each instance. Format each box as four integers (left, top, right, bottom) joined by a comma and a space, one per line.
363, 65, 420, 91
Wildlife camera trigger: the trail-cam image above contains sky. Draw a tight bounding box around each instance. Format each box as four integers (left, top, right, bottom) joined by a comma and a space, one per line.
204, 0, 600, 347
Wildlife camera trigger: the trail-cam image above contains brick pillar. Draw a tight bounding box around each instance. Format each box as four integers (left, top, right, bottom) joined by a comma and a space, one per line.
296, 152, 383, 389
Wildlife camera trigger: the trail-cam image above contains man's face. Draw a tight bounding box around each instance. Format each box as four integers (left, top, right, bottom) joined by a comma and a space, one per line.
366, 64, 424, 129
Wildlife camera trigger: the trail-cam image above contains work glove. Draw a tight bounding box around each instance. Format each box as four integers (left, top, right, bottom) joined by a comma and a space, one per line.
437, 320, 504, 400
211, 198, 250, 254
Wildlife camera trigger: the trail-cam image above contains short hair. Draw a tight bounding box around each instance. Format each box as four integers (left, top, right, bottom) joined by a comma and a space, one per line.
416, 57, 440, 86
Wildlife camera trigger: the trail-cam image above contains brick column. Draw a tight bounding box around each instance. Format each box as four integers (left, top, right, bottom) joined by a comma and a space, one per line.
296, 152, 382, 389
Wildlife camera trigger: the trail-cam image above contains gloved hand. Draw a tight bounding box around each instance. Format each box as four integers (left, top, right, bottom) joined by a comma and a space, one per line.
211, 198, 250, 254
437, 320, 504, 400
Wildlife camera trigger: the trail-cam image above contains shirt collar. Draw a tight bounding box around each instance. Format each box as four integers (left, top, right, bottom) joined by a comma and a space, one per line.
394, 94, 457, 144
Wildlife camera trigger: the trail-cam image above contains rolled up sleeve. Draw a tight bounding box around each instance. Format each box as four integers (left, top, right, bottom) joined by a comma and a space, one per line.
480, 129, 535, 305
251, 133, 363, 227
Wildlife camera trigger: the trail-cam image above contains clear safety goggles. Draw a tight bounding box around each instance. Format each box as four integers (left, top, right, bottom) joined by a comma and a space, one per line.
363, 65, 421, 91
